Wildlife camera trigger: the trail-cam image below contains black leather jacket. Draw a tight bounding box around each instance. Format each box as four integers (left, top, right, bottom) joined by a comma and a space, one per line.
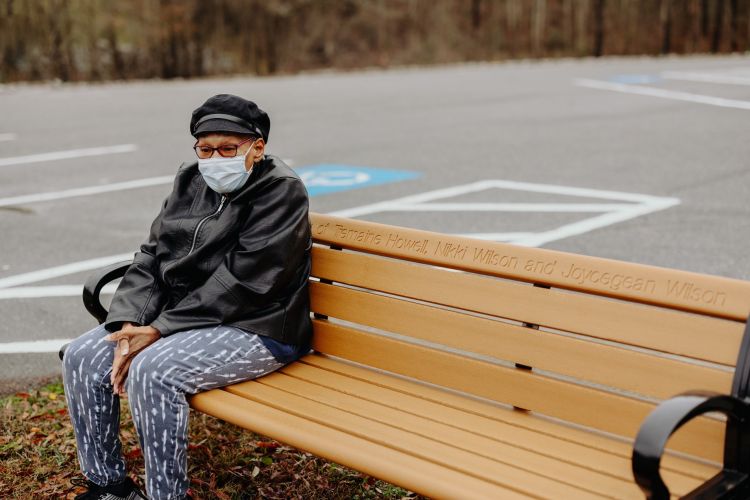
105, 155, 313, 347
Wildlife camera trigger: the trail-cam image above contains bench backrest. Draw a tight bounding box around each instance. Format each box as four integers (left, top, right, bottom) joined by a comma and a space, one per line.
307, 213, 750, 463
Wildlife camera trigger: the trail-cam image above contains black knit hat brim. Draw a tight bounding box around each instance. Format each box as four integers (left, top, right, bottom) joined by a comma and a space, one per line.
192, 118, 259, 138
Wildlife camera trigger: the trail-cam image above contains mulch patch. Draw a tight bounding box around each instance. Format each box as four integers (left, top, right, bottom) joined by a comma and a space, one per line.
0, 380, 422, 499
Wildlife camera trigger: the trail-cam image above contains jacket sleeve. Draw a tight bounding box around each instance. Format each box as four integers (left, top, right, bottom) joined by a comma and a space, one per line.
104, 195, 170, 333
150, 177, 311, 337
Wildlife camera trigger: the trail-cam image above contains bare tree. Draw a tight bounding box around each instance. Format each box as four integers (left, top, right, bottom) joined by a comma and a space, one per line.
2, 0, 749, 83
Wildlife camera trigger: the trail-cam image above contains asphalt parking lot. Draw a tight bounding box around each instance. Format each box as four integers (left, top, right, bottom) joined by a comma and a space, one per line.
1, 54, 749, 393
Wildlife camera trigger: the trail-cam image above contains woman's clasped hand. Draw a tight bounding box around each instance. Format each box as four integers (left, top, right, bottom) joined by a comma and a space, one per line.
105, 322, 161, 395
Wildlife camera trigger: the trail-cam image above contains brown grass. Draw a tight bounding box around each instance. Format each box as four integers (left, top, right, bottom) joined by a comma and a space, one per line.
0, 380, 421, 499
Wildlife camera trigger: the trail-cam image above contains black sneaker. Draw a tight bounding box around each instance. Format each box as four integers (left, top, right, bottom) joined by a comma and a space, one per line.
72, 476, 147, 500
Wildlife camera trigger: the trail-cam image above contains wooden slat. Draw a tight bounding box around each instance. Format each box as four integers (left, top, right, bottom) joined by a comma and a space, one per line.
310, 281, 733, 399
311, 319, 726, 461
311, 246, 744, 365
257, 371, 650, 498
225, 379, 604, 499
301, 354, 721, 480
279, 361, 712, 495
189, 389, 518, 499
310, 213, 750, 321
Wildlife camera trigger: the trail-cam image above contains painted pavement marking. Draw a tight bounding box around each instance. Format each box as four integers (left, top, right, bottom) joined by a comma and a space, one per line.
0, 176, 175, 208
0, 144, 138, 167
0, 176, 678, 353
330, 179, 679, 248
661, 70, 750, 86
297, 164, 419, 197
607, 67, 750, 87
0, 339, 75, 354
575, 78, 750, 111
0, 283, 118, 299
0, 163, 422, 354
0, 254, 133, 289
0, 163, 418, 208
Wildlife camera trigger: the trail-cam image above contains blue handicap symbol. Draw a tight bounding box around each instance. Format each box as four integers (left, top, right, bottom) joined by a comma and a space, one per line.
296, 164, 420, 197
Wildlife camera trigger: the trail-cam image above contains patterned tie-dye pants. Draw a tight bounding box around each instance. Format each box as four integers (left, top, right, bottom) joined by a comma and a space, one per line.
62, 323, 286, 500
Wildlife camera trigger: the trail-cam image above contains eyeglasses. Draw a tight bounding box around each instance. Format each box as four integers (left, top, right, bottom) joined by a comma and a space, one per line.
193, 137, 255, 159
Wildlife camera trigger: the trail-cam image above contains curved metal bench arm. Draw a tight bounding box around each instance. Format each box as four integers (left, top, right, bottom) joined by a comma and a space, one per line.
60, 260, 132, 361
82, 260, 133, 323
632, 391, 750, 499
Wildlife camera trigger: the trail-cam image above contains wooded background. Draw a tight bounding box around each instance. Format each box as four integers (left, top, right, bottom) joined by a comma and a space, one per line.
2, 0, 749, 83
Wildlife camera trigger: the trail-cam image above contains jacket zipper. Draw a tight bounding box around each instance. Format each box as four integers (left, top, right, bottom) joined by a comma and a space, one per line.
161, 194, 227, 282
188, 194, 227, 255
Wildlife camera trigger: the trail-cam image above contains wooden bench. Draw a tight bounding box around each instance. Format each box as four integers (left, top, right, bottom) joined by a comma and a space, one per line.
72, 213, 750, 499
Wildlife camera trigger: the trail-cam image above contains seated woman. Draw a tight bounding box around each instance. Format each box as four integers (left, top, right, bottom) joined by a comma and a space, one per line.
62, 94, 312, 500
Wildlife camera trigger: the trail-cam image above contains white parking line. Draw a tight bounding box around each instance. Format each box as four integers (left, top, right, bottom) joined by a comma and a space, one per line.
0, 254, 132, 289
454, 232, 533, 241
662, 71, 750, 86
0, 339, 74, 354
383, 203, 637, 212
330, 179, 680, 248
0, 178, 679, 353
0, 283, 118, 299
330, 179, 672, 219
515, 201, 676, 247
0, 176, 173, 208
0, 160, 299, 208
0, 179, 679, 290
0, 133, 17, 142
0, 144, 137, 167
575, 78, 750, 111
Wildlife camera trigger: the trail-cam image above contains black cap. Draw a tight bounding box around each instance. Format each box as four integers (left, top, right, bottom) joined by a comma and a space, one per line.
190, 94, 270, 142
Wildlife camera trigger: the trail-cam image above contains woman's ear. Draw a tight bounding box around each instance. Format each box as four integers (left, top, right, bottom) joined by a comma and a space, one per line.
252, 138, 265, 161
245, 138, 265, 171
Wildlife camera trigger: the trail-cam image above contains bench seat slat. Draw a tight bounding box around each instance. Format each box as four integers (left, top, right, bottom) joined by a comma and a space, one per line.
274, 363, 711, 496
300, 355, 721, 481
189, 388, 519, 499
310, 281, 733, 400
312, 319, 725, 462
312, 247, 744, 366
224, 378, 605, 499
281, 361, 718, 485
311, 214, 750, 321
257, 370, 663, 498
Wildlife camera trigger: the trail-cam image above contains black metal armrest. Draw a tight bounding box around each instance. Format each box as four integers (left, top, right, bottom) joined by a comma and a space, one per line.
82, 260, 133, 324
60, 260, 133, 361
632, 391, 750, 499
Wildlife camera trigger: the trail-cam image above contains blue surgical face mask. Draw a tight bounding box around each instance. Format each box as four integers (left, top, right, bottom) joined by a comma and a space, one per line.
197, 141, 256, 194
